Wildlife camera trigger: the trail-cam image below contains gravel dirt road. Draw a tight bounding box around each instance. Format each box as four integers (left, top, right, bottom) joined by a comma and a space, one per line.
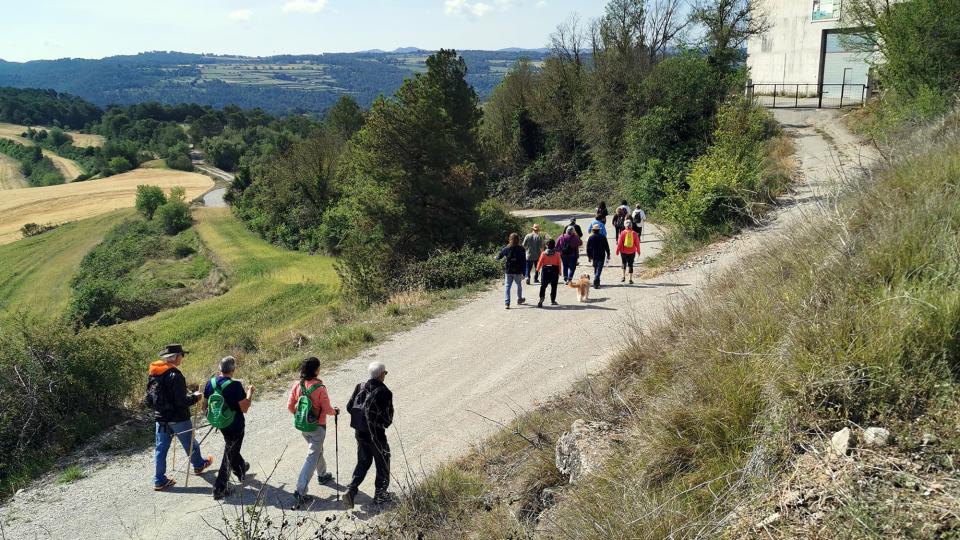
0, 110, 875, 539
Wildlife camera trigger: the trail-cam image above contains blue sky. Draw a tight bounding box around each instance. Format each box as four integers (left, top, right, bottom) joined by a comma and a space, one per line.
1, 0, 608, 62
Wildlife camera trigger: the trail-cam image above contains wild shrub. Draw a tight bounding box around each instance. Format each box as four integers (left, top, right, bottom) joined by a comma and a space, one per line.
156, 187, 192, 235
660, 100, 781, 240
20, 222, 59, 238
0, 316, 143, 495
399, 248, 500, 291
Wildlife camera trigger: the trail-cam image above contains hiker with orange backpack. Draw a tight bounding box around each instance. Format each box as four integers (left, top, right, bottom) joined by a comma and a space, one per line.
145, 344, 215, 491
287, 357, 339, 509
203, 356, 254, 500
616, 220, 641, 284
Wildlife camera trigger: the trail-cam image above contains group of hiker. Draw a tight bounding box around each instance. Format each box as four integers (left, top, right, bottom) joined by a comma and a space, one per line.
146, 344, 394, 510
497, 201, 646, 308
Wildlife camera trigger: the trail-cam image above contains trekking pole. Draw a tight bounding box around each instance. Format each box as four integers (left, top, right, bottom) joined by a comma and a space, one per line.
334, 413, 340, 502
185, 401, 199, 488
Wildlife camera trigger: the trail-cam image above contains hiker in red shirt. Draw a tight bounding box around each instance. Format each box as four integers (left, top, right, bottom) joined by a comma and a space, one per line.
616, 220, 641, 285
536, 238, 563, 307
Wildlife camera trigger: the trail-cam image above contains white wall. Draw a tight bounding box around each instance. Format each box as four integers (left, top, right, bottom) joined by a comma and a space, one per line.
747, 0, 846, 86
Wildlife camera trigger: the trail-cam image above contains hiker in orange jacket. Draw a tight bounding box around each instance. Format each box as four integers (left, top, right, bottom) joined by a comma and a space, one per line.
616, 220, 641, 285
536, 238, 563, 307
287, 357, 339, 509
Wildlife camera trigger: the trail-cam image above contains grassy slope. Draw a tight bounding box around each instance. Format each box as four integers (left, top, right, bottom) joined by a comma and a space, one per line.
0, 210, 133, 315
391, 124, 960, 538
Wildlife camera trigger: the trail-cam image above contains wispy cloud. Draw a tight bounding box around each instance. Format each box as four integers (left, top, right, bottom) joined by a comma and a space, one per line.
282, 0, 328, 14
228, 9, 253, 21
444, 0, 518, 17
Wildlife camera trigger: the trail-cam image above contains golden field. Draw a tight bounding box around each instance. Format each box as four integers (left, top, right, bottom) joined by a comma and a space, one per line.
0, 153, 27, 189
0, 168, 214, 244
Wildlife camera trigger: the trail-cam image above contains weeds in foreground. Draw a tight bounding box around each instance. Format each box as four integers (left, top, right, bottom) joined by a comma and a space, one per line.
56, 466, 85, 484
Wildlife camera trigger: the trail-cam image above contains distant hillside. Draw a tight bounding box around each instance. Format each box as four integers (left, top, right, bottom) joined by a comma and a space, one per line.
0, 50, 549, 115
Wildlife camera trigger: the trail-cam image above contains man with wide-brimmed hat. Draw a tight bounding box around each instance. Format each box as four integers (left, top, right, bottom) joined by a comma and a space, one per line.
145, 343, 214, 491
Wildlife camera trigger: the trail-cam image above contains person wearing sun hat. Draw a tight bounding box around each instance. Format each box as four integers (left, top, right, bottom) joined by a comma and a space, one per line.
145, 343, 214, 491
521, 223, 545, 285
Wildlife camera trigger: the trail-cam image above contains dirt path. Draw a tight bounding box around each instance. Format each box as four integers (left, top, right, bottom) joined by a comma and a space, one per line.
0, 110, 877, 539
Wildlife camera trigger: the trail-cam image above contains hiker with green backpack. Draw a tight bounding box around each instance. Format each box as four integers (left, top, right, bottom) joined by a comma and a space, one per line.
202, 356, 254, 500
286, 357, 339, 509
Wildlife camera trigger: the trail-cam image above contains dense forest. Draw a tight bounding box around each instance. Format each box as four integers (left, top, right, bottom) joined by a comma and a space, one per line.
0, 87, 102, 128
0, 49, 550, 115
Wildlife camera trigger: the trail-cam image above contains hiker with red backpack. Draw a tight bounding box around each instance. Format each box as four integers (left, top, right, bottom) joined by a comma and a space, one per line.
343, 361, 394, 509
287, 357, 339, 509
203, 356, 254, 500
145, 343, 214, 491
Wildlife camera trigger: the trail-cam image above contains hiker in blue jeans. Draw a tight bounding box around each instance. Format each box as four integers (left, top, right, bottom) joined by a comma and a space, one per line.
497, 233, 527, 309
586, 223, 610, 288
146, 344, 214, 490
555, 226, 582, 284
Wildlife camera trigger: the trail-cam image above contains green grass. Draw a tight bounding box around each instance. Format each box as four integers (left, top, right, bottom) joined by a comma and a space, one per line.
56, 465, 85, 484
0, 210, 133, 315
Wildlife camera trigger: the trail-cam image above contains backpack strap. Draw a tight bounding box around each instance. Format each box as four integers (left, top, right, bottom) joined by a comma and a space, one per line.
300, 381, 324, 396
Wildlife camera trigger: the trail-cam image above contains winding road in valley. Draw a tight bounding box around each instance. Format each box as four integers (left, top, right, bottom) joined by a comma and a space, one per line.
0, 110, 877, 539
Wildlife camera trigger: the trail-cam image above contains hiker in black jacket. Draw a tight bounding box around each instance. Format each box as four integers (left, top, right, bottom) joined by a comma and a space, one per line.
586, 223, 611, 288
146, 344, 214, 491
343, 361, 394, 509
497, 232, 527, 309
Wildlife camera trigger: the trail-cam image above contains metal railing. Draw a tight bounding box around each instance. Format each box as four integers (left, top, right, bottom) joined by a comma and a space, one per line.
745, 83, 868, 109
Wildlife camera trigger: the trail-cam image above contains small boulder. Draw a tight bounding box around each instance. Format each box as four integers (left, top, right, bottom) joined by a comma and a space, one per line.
862, 427, 891, 448
828, 427, 852, 458
555, 419, 618, 485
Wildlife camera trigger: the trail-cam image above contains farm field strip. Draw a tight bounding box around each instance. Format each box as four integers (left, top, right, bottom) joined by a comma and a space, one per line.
0, 168, 213, 244
0, 153, 26, 189
0, 123, 88, 180
0, 122, 104, 147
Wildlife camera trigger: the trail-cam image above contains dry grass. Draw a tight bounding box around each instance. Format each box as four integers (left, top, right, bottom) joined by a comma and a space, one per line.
0, 169, 213, 244
0, 153, 26, 189
0, 122, 104, 147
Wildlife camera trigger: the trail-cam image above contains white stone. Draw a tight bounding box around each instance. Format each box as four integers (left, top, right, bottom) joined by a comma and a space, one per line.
829, 427, 851, 458
862, 427, 891, 448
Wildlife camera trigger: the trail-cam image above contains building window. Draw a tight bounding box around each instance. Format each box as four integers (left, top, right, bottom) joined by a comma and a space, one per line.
812, 0, 841, 21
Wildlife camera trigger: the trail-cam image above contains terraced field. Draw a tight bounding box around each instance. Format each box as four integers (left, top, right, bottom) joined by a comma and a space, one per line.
0, 123, 88, 180
0, 168, 213, 244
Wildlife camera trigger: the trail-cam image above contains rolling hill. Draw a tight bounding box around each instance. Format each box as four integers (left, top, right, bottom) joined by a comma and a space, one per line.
0, 49, 550, 115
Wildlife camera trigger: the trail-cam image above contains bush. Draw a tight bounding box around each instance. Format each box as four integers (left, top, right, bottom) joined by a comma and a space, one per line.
164, 152, 193, 172
156, 187, 192, 235
399, 248, 501, 291
473, 199, 526, 249
20, 222, 59, 238
107, 156, 133, 175
0, 316, 143, 495
135, 185, 167, 220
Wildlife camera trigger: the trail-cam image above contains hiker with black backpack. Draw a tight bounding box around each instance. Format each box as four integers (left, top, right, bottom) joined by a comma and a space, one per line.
343, 361, 394, 509
286, 357, 339, 509
497, 232, 527, 309
555, 226, 582, 285
203, 356, 254, 500
145, 344, 214, 491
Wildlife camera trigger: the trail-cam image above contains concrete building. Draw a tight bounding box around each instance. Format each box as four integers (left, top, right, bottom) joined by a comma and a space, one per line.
747, 0, 875, 103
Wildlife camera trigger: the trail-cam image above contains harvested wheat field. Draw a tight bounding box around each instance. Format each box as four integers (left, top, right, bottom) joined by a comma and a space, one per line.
0, 168, 213, 244
0, 153, 27, 189
0, 122, 105, 147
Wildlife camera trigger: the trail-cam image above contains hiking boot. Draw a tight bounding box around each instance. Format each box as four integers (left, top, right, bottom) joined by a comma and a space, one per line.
629, 278, 634, 284
505, 304, 510, 310
194, 456, 215, 475
517, 298, 526, 305
213, 487, 234, 501
537, 299, 543, 308
535, 278, 540, 283
343, 489, 356, 510
292, 491, 314, 510
153, 477, 176, 491
551, 301, 559, 306
317, 472, 333, 485
373, 491, 396, 505
526, 278, 531, 285
236, 461, 251, 481
621, 277, 626, 283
